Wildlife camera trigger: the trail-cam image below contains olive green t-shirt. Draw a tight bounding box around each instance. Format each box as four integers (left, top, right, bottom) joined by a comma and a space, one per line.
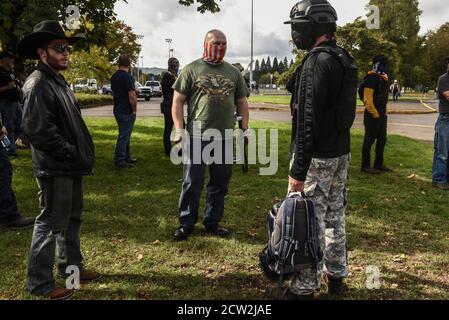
173, 59, 249, 139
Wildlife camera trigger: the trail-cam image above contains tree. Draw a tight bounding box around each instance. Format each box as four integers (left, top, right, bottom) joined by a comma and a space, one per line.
178, 0, 221, 13
0, 0, 120, 51
260, 58, 266, 74
337, 18, 398, 80
272, 57, 279, 73
266, 56, 272, 73
278, 61, 285, 73
425, 22, 449, 85
368, 0, 423, 87
64, 45, 115, 86
104, 20, 141, 64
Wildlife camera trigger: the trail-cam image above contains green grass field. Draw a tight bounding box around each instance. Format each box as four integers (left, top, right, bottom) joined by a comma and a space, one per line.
1, 118, 448, 300
248, 93, 432, 107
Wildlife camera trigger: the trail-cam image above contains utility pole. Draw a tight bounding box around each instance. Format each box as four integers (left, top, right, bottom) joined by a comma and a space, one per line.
165, 38, 172, 60
250, 0, 254, 86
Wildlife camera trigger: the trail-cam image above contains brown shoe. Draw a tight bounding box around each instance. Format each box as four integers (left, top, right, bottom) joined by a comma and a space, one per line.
80, 270, 102, 283
433, 182, 449, 191
47, 287, 73, 300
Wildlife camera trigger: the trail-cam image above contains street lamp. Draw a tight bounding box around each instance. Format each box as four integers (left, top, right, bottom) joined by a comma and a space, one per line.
141, 56, 144, 83
249, 0, 254, 87
136, 34, 144, 81
165, 38, 172, 59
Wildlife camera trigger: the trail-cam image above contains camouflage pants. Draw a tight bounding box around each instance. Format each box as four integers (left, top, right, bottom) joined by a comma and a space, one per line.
289, 154, 350, 295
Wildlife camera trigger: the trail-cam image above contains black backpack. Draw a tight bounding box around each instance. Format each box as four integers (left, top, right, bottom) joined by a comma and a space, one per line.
306, 46, 359, 130
259, 193, 322, 286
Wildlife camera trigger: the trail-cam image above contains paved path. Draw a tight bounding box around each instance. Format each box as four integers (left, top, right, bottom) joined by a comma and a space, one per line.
82, 98, 437, 142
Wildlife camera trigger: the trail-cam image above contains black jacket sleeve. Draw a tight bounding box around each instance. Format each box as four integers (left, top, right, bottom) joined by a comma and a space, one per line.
22, 84, 77, 160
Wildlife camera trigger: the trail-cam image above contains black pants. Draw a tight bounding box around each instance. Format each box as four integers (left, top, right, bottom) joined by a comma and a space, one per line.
0, 146, 21, 224
362, 112, 388, 169
163, 109, 174, 157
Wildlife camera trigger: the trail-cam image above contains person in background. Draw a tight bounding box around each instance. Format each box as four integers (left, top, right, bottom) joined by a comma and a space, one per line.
390, 80, 401, 102
432, 57, 449, 191
0, 112, 35, 230
161, 57, 180, 157
111, 54, 138, 168
0, 51, 21, 157
361, 55, 393, 174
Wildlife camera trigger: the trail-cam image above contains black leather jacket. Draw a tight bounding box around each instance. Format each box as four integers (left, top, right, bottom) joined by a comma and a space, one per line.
22, 63, 95, 178
290, 40, 350, 181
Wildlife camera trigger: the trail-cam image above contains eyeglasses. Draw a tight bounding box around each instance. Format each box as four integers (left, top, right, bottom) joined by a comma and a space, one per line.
46, 45, 73, 54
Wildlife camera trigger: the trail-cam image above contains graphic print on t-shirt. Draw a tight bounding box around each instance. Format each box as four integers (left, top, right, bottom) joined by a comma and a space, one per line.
195, 74, 234, 104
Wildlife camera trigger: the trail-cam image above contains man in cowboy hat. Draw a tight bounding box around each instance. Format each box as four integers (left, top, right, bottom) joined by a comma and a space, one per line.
432, 57, 449, 191
18, 20, 99, 300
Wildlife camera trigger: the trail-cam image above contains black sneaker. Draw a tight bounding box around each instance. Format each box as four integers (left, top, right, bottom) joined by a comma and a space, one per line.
115, 162, 134, 169
205, 225, 230, 238
5, 217, 35, 230
361, 167, 382, 175
324, 275, 348, 295
173, 226, 194, 241
374, 166, 393, 172
127, 158, 138, 164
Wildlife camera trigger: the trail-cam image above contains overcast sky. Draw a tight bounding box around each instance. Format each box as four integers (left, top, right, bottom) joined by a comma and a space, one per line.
114, 0, 449, 69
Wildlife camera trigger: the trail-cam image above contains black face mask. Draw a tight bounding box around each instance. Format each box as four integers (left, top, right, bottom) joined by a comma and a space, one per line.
291, 24, 317, 51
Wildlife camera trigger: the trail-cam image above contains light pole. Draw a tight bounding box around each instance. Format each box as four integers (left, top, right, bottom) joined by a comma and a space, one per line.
165, 38, 172, 60
141, 56, 144, 83
136, 34, 144, 82
250, 0, 254, 86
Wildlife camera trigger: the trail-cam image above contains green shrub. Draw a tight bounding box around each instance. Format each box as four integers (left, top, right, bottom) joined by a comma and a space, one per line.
75, 93, 113, 108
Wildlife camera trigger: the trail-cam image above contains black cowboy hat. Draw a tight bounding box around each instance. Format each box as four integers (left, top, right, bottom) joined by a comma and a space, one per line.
17, 20, 84, 59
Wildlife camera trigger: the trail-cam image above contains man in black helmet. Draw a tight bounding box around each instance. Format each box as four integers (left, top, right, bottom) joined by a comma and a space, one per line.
273, 0, 357, 300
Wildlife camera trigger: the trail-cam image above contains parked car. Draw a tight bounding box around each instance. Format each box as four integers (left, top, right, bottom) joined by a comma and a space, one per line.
144, 81, 162, 97
102, 84, 113, 95
74, 78, 98, 93
135, 81, 152, 101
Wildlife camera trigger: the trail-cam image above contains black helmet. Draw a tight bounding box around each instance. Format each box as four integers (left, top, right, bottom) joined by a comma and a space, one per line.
284, 0, 338, 25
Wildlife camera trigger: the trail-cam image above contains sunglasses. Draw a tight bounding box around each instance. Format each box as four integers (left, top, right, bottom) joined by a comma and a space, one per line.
47, 45, 73, 54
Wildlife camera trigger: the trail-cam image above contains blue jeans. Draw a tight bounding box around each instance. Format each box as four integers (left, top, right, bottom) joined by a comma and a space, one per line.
432, 114, 449, 184
0, 99, 20, 155
114, 113, 136, 165
178, 139, 233, 228
28, 177, 84, 295
0, 145, 21, 224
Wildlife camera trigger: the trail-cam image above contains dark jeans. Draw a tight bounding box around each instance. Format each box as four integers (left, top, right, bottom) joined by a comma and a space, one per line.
163, 109, 174, 157
0, 99, 20, 155
362, 112, 388, 169
0, 145, 21, 224
432, 114, 449, 184
28, 177, 84, 295
178, 139, 233, 228
114, 113, 136, 165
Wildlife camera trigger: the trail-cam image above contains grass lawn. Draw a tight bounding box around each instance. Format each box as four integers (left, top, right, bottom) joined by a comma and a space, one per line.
1, 118, 448, 300
249, 95, 366, 107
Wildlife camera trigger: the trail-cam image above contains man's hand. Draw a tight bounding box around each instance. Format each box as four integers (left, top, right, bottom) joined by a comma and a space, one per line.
7, 82, 17, 90
289, 176, 304, 193
172, 128, 186, 144
0, 126, 7, 139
